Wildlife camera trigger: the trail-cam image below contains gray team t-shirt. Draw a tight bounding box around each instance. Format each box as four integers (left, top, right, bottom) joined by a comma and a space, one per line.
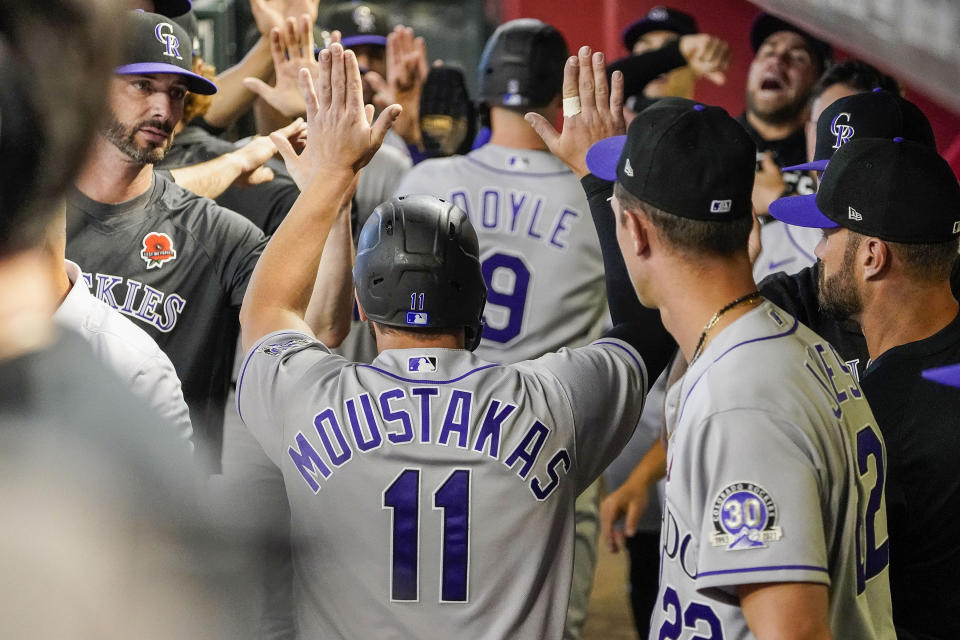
395, 144, 608, 364
237, 331, 646, 639
654, 301, 894, 639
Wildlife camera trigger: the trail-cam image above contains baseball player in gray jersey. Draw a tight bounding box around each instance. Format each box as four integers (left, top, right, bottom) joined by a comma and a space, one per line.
528, 47, 894, 639
237, 44, 674, 638
395, 22, 606, 634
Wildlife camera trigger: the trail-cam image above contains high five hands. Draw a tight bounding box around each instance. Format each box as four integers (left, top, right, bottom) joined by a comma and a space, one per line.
525, 45, 626, 178
271, 43, 402, 189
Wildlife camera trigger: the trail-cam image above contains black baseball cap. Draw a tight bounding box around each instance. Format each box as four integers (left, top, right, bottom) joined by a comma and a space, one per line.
622, 6, 697, 50
116, 10, 216, 95
153, 0, 191, 18
750, 13, 832, 71
785, 88, 935, 172
586, 98, 756, 221
321, 2, 391, 48
770, 138, 960, 243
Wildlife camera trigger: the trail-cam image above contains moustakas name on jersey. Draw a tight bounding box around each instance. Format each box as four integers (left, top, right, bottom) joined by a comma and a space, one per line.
238, 330, 647, 639
654, 300, 895, 639
395, 144, 608, 364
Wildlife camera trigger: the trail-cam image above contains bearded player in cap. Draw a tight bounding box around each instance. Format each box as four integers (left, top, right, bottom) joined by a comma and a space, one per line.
66, 11, 349, 471
769, 138, 960, 639
238, 42, 676, 638
527, 46, 895, 638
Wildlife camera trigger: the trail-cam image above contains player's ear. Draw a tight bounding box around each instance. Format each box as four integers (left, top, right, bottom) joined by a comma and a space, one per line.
355, 291, 368, 322
619, 206, 650, 257
862, 236, 890, 281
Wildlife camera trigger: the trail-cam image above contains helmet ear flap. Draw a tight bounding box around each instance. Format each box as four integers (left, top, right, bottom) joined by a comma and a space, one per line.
464, 320, 484, 352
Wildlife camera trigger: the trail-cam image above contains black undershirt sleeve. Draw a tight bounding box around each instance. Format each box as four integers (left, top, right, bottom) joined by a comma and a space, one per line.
582, 174, 677, 381
606, 39, 687, 99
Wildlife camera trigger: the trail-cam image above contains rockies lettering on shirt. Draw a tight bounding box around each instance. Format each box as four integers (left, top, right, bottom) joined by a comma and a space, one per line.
66, 172, 266, 471
655, 300, 895, 639
859, 311, 960, 639
238, 331, 647, 639
395, 144, 608, 364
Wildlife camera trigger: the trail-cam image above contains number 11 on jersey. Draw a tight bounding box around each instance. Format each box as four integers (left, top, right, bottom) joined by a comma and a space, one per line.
383, 468, 471, 603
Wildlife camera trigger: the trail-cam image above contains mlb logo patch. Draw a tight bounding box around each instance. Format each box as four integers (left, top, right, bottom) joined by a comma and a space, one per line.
406, 312, 429, 326
710, 199, 732, 214
408, 356, 438, 373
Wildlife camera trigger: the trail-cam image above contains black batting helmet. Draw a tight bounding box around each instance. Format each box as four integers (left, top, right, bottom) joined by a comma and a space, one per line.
354, 195, 487, 350
477, 18, 569, 110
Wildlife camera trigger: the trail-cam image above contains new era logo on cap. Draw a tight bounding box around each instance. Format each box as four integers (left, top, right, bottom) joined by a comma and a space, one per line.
710, 200, 732, 214
848, 206, 862, 221
624, 158, 634, 177
953, 221, 960, 234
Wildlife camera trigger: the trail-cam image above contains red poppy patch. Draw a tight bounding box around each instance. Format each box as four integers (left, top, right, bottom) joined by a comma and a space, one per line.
140, 232, 177, 269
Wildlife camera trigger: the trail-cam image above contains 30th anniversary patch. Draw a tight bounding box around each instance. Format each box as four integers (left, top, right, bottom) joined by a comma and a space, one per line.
710, 482, 782, 550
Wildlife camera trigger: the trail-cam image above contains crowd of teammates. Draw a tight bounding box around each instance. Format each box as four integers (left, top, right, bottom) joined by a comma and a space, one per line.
3, 0, 960, 639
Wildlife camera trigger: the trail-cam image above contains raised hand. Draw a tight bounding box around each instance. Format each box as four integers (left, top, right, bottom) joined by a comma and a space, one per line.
243, 14, 318, 118
250, 0, 320, 37
271, 43, 402, 188
525, 45, 625, 178
384, 25, 428, 145
679, 34, 731, 86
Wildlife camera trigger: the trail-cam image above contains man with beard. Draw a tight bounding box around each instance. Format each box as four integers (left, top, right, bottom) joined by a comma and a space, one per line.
768, 138, 960, 640
66, 10, 352, 472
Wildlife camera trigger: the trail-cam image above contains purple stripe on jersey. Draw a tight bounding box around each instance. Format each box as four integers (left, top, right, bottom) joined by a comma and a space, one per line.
697, 564, 828, 578
677, 314, 799, 423
784, 224, 816, 264
595, 340, 646, 382
464, 155, 572, 178
356, 362, 500, 384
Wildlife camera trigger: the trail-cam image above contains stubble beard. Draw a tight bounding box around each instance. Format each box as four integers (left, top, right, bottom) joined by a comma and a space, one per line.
745, 87, 811, 127
101, 112, 173, 165
816, 242, 863, 320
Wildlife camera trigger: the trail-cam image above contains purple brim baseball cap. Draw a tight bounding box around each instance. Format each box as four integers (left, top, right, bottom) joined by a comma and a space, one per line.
782, 159, 830, 173
922, 363, 960, 388
116, 62, 217, 95
341, 34, 388, 48
768, 193, 839, 229
586, 135, 627, 181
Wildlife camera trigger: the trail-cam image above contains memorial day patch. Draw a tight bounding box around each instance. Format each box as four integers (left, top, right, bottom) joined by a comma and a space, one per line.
141, 232, 177, 269
261, 337, 311, 357
710, 482, 782, 550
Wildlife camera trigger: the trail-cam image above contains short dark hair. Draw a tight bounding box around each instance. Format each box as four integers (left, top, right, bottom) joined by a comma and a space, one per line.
812, 59, 902, 101
0, 0, 123, 256
614, 182, 752, 258
887, 238, 959, 283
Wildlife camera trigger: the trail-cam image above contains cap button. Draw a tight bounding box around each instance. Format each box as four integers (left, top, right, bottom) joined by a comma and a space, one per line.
693, 104, 705, 111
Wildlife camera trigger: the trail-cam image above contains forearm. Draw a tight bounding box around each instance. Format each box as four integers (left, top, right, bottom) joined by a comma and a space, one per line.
583, 174, 676, 380
205, 37, 274, 129
304, 196, 355, 347
739, 582, 832, 640
606, 39, 686, 98
169, 153, 245, 199
627, 439, 667, 489
240, 168, 355, 352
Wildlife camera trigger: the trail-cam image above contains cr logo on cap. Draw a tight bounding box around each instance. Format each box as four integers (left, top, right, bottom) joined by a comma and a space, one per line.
830, 112, 854, 150
155, 23, 183, 61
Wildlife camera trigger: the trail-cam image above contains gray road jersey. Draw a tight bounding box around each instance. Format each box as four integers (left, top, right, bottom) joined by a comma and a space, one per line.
237, 331, 647, 639
653, 301, 894, 639
395, 144, 608, 364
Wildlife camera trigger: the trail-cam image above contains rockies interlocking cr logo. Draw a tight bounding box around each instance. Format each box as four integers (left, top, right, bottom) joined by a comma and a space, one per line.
155, 22, 183, 60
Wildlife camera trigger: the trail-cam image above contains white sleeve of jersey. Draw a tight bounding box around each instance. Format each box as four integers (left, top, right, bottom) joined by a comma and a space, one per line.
690, 408, 830, 592
533, 338, 648, 493
236, 330, 345, 466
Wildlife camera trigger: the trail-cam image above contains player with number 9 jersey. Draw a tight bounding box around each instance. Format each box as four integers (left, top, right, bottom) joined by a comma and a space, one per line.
395, 143, 607, 363
655, 302, 895, 639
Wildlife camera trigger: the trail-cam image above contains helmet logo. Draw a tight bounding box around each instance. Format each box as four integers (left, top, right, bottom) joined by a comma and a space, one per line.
353, 6, 376, 33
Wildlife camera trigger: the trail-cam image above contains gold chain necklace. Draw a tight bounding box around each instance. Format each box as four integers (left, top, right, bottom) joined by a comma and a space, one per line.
690, 291, 763, 363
